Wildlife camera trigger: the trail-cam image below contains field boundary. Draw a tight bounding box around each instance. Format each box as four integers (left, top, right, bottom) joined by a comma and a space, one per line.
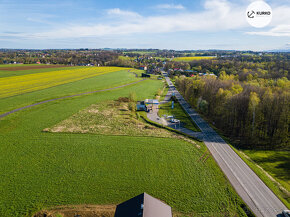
0, 79, 145, 119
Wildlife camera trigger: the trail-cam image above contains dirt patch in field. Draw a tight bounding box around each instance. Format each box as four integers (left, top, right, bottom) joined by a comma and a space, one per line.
34, 204, 116, 217
45, 101, 175, 138
0, 65, 68, 71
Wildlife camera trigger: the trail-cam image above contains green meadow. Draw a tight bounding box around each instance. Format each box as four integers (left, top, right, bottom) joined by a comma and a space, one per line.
0, 66, 247, 216
243, 150, 290, 195
0, 69, 140, 114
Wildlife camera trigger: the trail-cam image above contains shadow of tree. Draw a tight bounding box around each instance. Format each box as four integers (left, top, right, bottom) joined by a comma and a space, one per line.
247, 151, 290, 184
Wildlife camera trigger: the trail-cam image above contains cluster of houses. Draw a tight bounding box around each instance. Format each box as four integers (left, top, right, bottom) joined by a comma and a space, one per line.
168, 68, 217, 77
4, 62, 24, 65
169, 68, 194, 73
137, 57, 218, 79
139, 65, 162, 75
74, 63, 100, 66
195, 73, 217, 77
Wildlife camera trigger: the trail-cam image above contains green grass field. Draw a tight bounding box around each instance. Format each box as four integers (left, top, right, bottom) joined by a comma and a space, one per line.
243, 150, 290, 194
0, 66, 247, 216
45, 100, 175, 138
0, 66, 127, 98
0, 69, 141, 114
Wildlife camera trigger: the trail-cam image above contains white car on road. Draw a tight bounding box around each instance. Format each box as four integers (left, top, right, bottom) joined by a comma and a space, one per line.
170, 118, 179, 123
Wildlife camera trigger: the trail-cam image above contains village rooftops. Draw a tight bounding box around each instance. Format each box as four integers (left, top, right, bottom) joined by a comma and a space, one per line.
114, 192, 172, 217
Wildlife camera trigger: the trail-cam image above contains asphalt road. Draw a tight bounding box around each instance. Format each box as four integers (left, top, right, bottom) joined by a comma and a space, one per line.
164, 74, 287, 217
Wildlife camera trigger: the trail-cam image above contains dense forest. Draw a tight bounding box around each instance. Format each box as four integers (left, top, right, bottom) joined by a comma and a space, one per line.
173, 55, 289, 150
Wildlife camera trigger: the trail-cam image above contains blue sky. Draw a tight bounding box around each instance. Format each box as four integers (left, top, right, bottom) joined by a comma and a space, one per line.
0, 0, 289, 50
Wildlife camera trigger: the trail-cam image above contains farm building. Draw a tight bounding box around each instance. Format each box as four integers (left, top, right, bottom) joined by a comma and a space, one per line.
140, 65, 147, 70
137, 99, 159, 111
144, 99, 159, 111
136, 101, 147, 111
114, 192, 172, 217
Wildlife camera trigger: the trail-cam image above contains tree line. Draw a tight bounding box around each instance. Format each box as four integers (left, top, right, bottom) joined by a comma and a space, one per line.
175, 75, 289, 150
169, 54, 289, 80
0, 49, 119, 66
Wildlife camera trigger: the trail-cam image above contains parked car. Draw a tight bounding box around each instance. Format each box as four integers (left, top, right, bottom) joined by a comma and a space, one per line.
283, 210, 290, 217
170, 118, 179, 123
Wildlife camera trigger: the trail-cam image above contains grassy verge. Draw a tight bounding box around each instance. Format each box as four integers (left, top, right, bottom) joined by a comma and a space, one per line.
158, 85, 169, 102
242, 150, 290, 192
233, 149, 290, 208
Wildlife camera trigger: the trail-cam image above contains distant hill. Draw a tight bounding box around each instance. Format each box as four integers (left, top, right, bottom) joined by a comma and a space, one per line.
266, 49, 290, 52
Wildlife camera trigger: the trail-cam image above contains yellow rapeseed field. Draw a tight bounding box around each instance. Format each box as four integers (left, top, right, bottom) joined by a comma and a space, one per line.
173, 56, 216, 62
0, 67, 128, 98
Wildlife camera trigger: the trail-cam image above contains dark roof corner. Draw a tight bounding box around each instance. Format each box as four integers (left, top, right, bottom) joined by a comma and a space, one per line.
114, 193, 172, 217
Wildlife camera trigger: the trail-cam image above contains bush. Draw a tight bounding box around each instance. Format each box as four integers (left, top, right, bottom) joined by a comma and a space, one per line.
129, 92, 137, 102
128, 102, 136, 112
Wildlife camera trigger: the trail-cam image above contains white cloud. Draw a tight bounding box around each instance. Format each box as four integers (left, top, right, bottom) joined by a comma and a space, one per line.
24, 0, 247, 39
246, 25, 290, 36
5, 0, 290, 40
155, 4, 185, 10
106, 8, 141, 18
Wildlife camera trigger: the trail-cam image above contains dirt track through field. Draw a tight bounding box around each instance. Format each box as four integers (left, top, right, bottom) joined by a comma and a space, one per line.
0, 79, 145, 119
0, 65, 68, 71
